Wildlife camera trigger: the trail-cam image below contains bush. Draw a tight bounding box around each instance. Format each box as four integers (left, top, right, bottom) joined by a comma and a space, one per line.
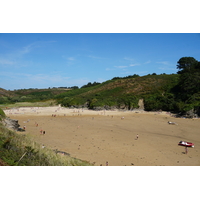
0, 108, 6, 120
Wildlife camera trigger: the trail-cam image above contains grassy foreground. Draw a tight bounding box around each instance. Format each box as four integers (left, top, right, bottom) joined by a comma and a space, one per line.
0, 123, 92, 166
0, 108, 92, 166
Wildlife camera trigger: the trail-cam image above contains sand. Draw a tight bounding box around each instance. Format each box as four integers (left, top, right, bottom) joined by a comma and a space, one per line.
4, 106, 200, 166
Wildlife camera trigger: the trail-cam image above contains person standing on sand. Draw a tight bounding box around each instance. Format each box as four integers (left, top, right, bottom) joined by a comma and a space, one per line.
136, 134, 139, 140
185, 147, 188, 154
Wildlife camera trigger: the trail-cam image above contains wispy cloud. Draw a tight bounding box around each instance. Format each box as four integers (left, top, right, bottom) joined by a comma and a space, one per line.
114, 65, 128, 69
0, 58, 15, 65
67, 57, 75, 61
0, 71, 71, 89
0, 40, 57, 68
124, 57, 134, 61
107, 64, 138, 71
144, 60, 151, 64
129, 63, 140, 67
156, 61, 169, 65
158, 67, 176, 71
88, 55, 104, 59
0, 70, 98, 89
18, 43, 34, 55
62, 55, 76, 61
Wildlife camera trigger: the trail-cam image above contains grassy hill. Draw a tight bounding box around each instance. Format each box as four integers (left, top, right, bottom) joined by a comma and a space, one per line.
55, 74, 180, 111
0, 88, 69, 104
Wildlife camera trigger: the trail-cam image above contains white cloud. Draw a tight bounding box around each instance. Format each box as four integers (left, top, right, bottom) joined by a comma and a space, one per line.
0, 58, 15, 65
156, 61, 169, 65
67, 57, 75, 61
114, 65, 128, 69
13, 40, 57, 58
0, 70, 102, 89
158, 67, 176, 71
124, 57, 134, 61
144, 60, 151, 64
129, 63, 140, 67
19, 44, 33, 55
62, 55, 76, 61
88, 55, 103, 59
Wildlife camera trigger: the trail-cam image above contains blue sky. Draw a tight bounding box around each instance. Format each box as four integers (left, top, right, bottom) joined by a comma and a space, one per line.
1, 33, 200, 90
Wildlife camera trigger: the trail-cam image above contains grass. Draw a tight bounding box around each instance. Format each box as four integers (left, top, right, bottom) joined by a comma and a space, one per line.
0, 108, 6, 120
0, 100, 57, 109
0, 122, 92, 166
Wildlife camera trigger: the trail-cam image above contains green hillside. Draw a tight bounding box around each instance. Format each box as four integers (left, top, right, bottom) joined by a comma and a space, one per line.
55, 74, 180, 111
0, 88, 69, 104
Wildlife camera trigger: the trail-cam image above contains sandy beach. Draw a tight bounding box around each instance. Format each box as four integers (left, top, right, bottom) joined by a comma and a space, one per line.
4, 106, 200, 166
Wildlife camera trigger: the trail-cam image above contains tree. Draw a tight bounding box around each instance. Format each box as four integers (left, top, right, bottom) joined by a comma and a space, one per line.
175, 57, 200, 116
177, 57, 198, 74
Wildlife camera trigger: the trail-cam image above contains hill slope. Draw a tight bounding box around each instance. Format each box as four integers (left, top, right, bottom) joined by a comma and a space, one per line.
0, 88, 69, 104
55, 74, 180, 111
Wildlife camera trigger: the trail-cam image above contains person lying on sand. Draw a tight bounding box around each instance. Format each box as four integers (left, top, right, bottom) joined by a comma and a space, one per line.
168, 121, 178, 125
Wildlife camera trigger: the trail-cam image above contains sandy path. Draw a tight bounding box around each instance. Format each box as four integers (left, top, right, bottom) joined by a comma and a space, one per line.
4, 107, 200, 166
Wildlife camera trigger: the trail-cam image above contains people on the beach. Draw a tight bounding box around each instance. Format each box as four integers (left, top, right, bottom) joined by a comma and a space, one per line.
168, 121, 177, 125
185, 147, 188, 154
136, 134, 139, 140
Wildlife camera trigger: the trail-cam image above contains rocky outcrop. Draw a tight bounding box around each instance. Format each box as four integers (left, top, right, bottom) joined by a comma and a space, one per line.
3, 118, 20, 131
138, 99, 144, 110
185, 108, 199, 118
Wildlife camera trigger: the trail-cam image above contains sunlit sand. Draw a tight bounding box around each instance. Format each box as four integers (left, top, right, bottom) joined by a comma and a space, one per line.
4, 106, 200, 166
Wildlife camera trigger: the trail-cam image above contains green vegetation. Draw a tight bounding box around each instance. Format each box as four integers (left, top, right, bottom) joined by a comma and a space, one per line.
81, 81, 101, 88
0, 108, 6, 120
0, 88, 69, 104
0, 100, 56, 110
56, 73, 179, 111
0, 122, 92, 166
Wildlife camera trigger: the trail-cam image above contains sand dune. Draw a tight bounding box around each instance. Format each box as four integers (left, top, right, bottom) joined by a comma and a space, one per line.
4, 106, 200, 166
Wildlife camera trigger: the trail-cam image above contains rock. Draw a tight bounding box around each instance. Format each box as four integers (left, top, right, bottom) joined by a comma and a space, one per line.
138, 99, 144, 110
3, 118, 20, 131
185, 108, 199, 118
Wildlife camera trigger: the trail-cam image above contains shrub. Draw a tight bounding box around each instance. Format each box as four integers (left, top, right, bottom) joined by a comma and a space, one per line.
0, 108, 6, 120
